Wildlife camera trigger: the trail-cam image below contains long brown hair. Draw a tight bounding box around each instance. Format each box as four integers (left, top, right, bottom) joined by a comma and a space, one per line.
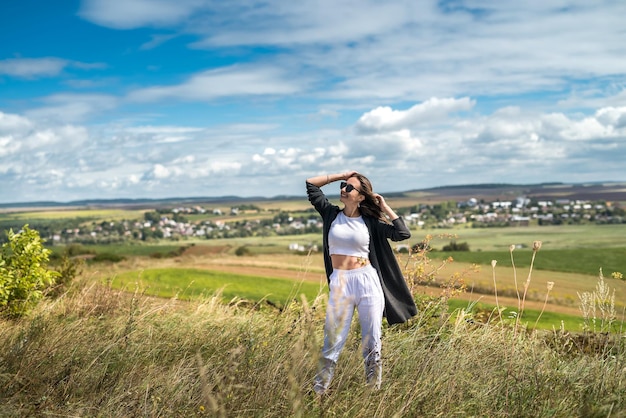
351, 173, 385, 221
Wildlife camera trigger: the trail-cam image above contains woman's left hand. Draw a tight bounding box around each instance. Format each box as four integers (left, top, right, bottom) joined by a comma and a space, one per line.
373, 193, 399, 220
373, 193, 387, 208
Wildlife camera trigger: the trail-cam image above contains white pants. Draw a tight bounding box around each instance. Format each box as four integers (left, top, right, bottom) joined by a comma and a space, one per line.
313, 264, 385, 394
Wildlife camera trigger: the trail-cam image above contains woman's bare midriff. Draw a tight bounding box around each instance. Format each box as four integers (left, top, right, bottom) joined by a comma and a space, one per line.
331, 254, 370, 270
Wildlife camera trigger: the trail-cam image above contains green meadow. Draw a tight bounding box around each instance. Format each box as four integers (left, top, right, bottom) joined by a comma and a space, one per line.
107, 266, 606, 331
113, 268, 323, 308
6, 206, 626, 330
3, 207, 626, 416
429, 247, 626, 276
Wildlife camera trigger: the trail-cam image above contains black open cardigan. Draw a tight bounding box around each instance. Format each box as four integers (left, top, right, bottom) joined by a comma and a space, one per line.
306, 181, 417, 325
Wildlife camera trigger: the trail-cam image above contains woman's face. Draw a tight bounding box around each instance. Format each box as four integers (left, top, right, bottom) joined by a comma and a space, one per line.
340, 177, 364, 206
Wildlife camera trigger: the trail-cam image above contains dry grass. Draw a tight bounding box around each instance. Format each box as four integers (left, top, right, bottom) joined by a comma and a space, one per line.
1, 265, 626, 417
2, 239, 625, 416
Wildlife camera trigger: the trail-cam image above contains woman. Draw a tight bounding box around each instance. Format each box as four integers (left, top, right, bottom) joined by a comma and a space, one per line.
306, 171, 417, 394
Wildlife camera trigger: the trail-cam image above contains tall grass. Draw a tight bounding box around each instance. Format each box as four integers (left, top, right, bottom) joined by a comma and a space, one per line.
1, 269, 625, 417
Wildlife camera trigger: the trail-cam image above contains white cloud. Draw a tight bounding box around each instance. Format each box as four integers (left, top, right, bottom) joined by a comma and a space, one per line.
206, 160, 242, 173
67, 1, 626, 112
124, 125, 203, 144
139, 34, 178, 50
0, 111, 89, 158
70, 0, 626, 107
345, 100, 626, 188
538, 107, 626, 143
109, 0, 623, 105
361, 128, 422, 156
0, 57, 106, 79
0, 136, 20, 158
79, 0, 205, 29
595, 106, 626, 128
0, 57, 68, 78
172, 155, 195, 165
128, 65, 304, 102
251, 147, 304, 171
2, 98, 626, 203
4, 1, 626, 202
355, 98, 475, 133
0, 112, 33, 132
150, 164, 172, 179
189, 1, 425, 48
298, 147, 327, 165
25, 94, 118, 123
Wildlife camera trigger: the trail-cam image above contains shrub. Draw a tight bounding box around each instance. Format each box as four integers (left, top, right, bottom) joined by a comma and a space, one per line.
49, 251, 83, 297
442, 240, 470, 251
150, 245, 189, 259
235, 246, 251, 256
90, 252, 126, 263
65, 244, 95, 257
0, 225, 59, 317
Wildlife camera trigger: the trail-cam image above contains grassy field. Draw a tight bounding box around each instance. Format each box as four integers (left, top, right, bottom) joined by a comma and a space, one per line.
9, 212, 626, 330
420, 223, 626, 251
3, 212, 626, 416
86, 241, 625, 332
428, 247, 626, 276
1, 276, 625, 417
56, 222, 626, 331
112, 267, 322, 309
108, 265, 601, 331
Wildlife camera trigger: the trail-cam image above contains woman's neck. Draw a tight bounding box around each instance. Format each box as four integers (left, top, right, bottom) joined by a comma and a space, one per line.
343, 205, 361, 218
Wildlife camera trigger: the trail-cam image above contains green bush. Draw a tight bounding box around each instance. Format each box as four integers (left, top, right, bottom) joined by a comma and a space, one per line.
442, 240, 470, 251
235, 245, 251, 256
0, 225, 59, 317
149, 245, 189, 259
90, 252, 126, 263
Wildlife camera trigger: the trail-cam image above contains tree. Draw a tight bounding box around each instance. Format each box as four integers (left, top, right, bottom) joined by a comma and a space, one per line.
0, 225, 59, 317
144, 211, 161, 223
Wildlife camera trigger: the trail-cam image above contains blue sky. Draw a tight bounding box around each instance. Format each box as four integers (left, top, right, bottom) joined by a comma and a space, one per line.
1, 0, 626, 204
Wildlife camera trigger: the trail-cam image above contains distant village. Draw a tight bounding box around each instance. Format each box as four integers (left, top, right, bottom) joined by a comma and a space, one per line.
43, 195, 625, 248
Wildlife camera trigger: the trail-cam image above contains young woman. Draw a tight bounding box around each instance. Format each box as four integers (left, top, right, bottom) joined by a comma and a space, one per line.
306, 171, 417, 394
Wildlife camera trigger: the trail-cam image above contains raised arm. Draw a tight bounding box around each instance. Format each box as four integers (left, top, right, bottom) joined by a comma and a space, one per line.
306, 171, 358, 187
373, 193, 411, 240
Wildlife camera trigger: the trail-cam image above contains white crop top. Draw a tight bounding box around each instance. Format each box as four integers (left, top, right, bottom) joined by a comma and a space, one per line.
328, 212, 370, 258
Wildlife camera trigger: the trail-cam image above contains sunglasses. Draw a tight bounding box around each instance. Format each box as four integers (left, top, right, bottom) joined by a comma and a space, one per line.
340, 181, 361, 194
